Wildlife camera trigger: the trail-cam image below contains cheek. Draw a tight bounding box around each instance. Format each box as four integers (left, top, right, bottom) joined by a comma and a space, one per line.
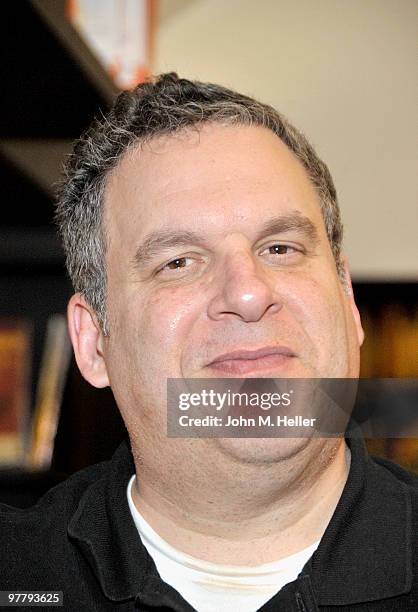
132, 285, 205, 368
106, 286, 204, 423
283, 275, 348, 350
285, 275, 340, 324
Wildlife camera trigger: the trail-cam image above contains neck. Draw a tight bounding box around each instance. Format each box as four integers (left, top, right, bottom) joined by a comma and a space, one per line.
131, 437, 350, 565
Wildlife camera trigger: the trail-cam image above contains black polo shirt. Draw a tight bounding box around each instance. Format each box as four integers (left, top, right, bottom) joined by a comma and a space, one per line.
1, 436, 417, 611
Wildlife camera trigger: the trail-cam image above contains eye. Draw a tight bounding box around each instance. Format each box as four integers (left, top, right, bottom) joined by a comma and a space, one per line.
268, 244, 295, 255
156, 256, 196, 275
262, 243, 299, 257
165, 257, 190, 270
259, 242, 303, 265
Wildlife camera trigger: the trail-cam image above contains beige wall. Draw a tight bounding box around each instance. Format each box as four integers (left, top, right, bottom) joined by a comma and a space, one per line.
155, 0, 417, 280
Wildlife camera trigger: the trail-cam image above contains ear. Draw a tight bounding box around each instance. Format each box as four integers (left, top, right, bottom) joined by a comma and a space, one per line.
67, 293, 110, 388
341, 256, 365, 347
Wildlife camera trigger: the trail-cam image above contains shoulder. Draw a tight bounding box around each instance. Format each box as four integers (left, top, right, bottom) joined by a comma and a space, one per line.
345, 441, 418, 541
0, 458, 111, 586
368, 453, 418, 523
370, 454, 418, 491
1, 458, 110, 521
0, 440, 135, 596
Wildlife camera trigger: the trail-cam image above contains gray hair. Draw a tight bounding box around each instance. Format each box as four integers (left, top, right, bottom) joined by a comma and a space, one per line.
55, 73, 343, 336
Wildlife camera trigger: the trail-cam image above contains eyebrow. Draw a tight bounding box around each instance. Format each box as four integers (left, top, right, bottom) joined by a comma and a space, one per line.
132, 230, 203, 268
132, 211, 320, 269
259, 212, 319, 245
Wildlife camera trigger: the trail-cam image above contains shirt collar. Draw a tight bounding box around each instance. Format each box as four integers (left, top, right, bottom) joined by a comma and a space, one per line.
68, 436, 413, 605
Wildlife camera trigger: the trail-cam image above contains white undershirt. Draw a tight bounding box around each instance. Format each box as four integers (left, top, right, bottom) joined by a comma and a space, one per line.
127, 475, 319, 612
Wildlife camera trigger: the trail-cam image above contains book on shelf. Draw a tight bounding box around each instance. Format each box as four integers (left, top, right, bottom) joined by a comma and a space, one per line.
0, 318, 31, 467
27, 314, 72, 471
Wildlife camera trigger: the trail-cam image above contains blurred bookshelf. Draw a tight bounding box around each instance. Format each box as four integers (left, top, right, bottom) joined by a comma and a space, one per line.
0, 318, 31, 466
0, 0, 120, 507
355, 283, 418, 472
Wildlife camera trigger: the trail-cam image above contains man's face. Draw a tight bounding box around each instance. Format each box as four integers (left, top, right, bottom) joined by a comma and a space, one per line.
102, 124, 363, 461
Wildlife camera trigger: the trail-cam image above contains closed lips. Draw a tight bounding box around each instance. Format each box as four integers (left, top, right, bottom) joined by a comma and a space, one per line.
207, 346, 296, 367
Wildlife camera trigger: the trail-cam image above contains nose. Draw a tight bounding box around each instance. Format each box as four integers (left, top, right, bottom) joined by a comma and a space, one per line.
207, 251, 282, 322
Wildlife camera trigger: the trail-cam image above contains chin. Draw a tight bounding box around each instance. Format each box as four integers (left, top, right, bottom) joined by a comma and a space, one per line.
214, 436, 313, 465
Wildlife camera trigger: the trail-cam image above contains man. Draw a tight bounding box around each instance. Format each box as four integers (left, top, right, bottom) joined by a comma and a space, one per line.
1, 74, 416, 611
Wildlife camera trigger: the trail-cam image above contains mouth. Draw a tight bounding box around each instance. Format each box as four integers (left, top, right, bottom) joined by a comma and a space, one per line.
206, 346, 297, 375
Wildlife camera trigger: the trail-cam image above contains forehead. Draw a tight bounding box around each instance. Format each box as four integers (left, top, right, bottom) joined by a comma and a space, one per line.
104, 123, 324, 247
